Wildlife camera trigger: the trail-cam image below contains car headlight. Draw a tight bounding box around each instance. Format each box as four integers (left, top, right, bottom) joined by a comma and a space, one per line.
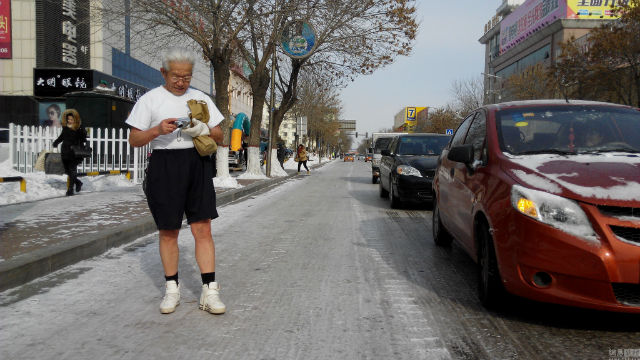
510, 184, 598, 243
396, 165, 422, 177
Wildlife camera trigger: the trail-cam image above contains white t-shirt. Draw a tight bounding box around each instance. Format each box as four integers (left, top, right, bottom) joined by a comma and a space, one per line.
126, 86, 224, 150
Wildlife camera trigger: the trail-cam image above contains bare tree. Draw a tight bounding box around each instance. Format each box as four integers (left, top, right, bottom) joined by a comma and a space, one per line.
423, 106, 462, 135
99, 0, 257, 180
450, 77, 484, 115
504, 64, 556, 101
237, 0, 419, 175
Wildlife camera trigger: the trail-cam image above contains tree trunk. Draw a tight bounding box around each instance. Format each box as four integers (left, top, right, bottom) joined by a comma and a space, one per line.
245, 72, 270, 176
210, 47, 234, 181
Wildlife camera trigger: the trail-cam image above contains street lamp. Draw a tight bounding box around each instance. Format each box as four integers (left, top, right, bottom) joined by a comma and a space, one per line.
481, 72, 503, 104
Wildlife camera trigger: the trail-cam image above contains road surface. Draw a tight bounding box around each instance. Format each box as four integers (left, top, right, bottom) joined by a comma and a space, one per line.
1, 160, 639, 359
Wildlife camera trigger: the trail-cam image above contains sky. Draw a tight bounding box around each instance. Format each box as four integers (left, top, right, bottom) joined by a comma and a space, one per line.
340, 0, 497, 142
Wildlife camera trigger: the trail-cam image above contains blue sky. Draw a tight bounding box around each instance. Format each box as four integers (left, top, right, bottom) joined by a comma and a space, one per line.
340, 1, 497, 139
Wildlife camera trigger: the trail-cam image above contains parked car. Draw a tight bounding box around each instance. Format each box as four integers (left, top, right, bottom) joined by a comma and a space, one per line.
378, 133, 450, 208
432, 100, 640, 312
228, 150, 245, 170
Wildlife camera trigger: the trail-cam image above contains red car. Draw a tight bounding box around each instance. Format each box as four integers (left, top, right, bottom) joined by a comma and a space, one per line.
433, 100, 640, 312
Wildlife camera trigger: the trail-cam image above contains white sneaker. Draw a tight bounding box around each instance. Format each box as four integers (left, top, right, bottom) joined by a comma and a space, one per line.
159, 280, 180, 314
199, 282, 226, 314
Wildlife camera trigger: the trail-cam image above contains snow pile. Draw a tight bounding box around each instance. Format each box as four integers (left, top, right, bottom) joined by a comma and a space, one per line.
0, 159, 135, 205
213, 176, 242, 189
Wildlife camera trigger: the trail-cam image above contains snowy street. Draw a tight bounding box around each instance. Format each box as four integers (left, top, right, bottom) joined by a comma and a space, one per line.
1, 160, 639, 360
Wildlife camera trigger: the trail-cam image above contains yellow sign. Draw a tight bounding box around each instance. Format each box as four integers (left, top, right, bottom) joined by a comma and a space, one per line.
405, 106, 426, 133
567, 1, 624, 20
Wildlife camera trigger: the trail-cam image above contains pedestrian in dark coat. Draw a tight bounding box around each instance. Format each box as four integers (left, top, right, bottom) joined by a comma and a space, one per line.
52, 109, 87, 196
276, 143, 285, 169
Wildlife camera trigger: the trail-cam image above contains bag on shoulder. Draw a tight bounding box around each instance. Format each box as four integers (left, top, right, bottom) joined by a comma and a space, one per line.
187, 99, 210, 123
187, 99, 216, 156
71, 144, 92, 158
192, 135, 217, 156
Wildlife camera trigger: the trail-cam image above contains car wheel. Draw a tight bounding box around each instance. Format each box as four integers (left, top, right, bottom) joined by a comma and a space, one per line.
477, 221, 505, 309
379, 178, 389, 198
390, 181, 401, 209
432, 198, 452, 246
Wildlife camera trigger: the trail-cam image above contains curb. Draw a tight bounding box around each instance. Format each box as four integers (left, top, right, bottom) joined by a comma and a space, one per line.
0, 161, 328, 292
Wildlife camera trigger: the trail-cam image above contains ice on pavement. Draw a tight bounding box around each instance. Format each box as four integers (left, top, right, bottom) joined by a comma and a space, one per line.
0, 159, 136, 206
0, 169, 305, 309
1, 155, 330, 206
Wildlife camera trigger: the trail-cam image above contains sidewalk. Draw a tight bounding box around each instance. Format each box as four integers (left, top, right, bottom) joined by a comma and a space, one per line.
0, 165, 321, 292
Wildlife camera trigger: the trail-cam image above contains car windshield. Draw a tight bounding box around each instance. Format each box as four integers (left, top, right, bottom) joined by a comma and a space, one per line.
396, 136, 450, 156
374, 138, 393, 154
496, 105, 640, 155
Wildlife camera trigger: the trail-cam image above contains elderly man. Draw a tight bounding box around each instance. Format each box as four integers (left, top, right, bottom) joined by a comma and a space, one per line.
127, 47, 226, 315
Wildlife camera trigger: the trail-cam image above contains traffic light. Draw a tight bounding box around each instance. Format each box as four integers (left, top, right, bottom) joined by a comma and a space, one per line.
355, 132, 358, 137
365, 132, 368, 138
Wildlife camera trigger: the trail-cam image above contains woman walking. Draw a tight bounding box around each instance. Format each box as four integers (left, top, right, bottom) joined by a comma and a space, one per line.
297, 144, 309, 175
53, 109, 88, 196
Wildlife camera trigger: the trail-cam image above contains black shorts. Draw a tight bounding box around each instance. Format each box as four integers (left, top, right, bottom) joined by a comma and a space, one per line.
146, 148, 218, 230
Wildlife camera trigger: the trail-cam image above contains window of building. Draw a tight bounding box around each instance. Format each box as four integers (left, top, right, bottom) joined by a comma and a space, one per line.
496, 44, 551, 79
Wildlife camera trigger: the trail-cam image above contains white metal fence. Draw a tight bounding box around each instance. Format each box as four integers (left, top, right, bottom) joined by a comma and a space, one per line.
8, 123, 150, 184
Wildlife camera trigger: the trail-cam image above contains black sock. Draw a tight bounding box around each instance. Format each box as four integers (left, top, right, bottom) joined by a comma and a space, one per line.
201, 272, 215, 285
165, 272, 178, 285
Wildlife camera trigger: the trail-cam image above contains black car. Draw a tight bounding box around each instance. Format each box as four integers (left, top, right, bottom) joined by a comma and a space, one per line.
379, 133, 451, 208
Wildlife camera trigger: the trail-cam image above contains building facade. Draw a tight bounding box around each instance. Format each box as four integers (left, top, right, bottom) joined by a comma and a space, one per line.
479, 0, 622, 104
0, 0, 253, 128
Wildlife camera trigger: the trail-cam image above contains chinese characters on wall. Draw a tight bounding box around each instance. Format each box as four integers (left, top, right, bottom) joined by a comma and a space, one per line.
36, 0, 90, 68
0, 0, 11, 59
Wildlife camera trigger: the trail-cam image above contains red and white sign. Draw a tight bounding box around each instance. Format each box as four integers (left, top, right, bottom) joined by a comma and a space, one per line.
0, 0, 11, 59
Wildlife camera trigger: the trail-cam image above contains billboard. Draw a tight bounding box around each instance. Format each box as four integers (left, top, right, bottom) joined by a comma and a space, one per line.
500, 0, 567, 55
500, 0, 625, 54
36, 0, 90, 68
38, 102, 67, 128
567, 0, 627, 19
0, 0, 11, 59
405, 107, 426, 133
33, 68, 148, 100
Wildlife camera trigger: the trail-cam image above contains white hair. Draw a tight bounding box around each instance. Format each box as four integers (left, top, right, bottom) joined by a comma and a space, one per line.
161, 47, 196, 70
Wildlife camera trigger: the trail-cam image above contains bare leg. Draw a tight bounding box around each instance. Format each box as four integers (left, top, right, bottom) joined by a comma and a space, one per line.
159, 229, 180, 276
190, 219, 215, 273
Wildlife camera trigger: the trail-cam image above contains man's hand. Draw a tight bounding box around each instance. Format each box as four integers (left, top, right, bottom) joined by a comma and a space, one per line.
129, 118, 178, 147
157, 118, 178, 135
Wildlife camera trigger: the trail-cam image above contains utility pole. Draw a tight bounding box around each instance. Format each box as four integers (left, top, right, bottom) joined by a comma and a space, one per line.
266, 0, 278, 177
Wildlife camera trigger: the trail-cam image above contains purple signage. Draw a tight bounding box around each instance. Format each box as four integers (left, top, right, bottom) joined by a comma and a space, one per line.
499, 0, 567, 55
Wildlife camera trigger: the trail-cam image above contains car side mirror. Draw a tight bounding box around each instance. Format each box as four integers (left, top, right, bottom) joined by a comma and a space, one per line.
381, 149, 391, 156
448, 144, 474, 165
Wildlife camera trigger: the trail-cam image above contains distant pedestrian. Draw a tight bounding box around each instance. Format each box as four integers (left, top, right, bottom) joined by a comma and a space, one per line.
126, 47, 226, 315
52, 109, 87, 196
297, 144, 309, 174
276, 143, 285, 169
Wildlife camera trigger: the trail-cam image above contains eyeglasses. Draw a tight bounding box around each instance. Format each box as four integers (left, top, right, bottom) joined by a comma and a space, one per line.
48, 111, 57, 115
169, 75, 192, 83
